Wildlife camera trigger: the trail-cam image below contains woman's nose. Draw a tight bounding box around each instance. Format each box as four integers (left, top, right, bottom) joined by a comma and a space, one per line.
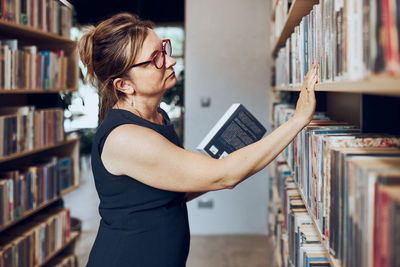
165, 54, 176, 68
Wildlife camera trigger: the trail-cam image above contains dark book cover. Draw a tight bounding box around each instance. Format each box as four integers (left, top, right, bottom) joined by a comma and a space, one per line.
197, 104, 266, 159
391, 201, 400, 267
375, 0, 385, 72
58, 157, 72, 191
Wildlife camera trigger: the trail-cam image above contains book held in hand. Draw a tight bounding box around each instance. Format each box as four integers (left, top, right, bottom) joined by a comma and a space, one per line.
197, 103, 267, 159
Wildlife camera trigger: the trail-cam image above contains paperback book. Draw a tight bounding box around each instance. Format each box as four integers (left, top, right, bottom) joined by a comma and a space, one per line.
197, 104, 266, 159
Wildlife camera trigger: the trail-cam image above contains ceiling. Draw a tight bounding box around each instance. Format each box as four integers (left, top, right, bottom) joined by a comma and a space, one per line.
68, 0, 185, 26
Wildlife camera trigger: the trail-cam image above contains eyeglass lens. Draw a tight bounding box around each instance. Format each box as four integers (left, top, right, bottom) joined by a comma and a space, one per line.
154, 40, 172, 68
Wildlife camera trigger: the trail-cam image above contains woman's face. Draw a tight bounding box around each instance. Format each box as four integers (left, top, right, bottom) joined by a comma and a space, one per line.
128, 29, 177, 97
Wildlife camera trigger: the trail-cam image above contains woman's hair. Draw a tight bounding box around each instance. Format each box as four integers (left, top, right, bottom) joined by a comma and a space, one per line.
78, 13, 154, 122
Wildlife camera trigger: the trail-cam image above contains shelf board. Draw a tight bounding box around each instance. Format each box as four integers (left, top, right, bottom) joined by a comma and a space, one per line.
275, 75, 400, 96
39, 231, 80, 267
0, 185, 79, 233
0, 19, 76, 49
271, 0, 319, 57
0, 197, 61, 233
60, 184, 80, 196
0, 88, 78, 94
0, 137, 80, 164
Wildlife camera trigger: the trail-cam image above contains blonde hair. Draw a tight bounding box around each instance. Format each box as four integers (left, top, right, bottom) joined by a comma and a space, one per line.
78, 13, 154, 122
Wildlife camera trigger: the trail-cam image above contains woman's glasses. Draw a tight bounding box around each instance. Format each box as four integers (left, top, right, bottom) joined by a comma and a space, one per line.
130, 39, 172, 69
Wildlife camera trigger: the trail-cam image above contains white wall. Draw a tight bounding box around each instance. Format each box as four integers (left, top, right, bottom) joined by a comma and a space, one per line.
185, 0, 272, 234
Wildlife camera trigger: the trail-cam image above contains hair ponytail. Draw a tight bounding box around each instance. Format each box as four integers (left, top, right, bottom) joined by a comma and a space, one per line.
78, 26, 96, 86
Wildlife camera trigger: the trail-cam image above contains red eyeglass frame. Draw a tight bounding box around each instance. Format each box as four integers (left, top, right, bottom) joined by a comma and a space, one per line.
129, 39, 171, 69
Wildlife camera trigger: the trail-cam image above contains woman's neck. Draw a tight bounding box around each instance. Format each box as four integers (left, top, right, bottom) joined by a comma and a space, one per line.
114, 97, 163, 124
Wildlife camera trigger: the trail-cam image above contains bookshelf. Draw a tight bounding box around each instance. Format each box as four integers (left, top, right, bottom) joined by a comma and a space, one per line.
275, 75, 400, 96
0, 1, 80, 266
0, 184, 79, 233
0, 137, 79, 164
0, 20, 76, 47
39, 231, 80, 267
271, 0, 319, 56
269, 0, 400, 267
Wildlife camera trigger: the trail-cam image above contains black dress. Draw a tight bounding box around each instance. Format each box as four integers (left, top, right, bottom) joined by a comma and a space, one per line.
86, 108, 190, 267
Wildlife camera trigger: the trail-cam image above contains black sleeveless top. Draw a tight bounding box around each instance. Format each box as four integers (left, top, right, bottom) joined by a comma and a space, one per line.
86, 108, 190, 267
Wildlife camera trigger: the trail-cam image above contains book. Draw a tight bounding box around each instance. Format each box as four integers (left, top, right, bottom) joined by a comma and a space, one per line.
0, 0, 72, 37
271, 101, 400, 266
0, 207, 71, 267
197, 103, 266, 159
274, 0, 400, 89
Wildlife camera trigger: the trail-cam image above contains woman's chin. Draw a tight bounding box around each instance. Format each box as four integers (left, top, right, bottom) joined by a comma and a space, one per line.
166, 78, 178, 90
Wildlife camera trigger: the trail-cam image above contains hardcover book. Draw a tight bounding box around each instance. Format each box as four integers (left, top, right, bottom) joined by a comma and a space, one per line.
197, 103, 266, 159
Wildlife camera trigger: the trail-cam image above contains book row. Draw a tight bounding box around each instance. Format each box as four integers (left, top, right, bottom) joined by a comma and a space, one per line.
0, 40, 69, 90
274, 0, 400, 88
0, 206, 71, 267
0, 106, 65, 157
0, 0, 73, 38
269, 165, 330, 267
44, 252, 78, 267
0, 155, 73, 227
273, 103, 400, 267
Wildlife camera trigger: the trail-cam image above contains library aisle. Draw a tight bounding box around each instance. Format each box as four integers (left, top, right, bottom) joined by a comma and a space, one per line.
64, 155, 273, 267
62, 156, 100, 267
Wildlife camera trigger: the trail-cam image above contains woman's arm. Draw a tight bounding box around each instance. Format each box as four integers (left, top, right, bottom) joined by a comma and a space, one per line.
102, 63, 318, 193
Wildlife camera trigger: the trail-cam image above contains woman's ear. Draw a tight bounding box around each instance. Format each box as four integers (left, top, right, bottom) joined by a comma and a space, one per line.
113, 78, 135, 94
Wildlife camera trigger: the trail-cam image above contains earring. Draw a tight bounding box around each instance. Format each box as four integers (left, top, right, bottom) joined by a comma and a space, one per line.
131, 98, 134, 107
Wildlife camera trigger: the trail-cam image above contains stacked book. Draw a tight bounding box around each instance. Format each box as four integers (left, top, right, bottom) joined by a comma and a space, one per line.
0, 206, 71, 266
270, 160, 330, 267
273, 103, 400, 267
0, 0, 73, 37
0, 39, 68, 90
0, 156, 73, 227
0, 106, 65, 157
275, 0, 400, 88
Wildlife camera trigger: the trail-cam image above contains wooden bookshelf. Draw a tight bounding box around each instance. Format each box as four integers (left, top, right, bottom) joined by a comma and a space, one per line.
270, 154, 340, 267
270, 0, 400, 266
0, 88, 78, 94
0, 184, 79, 233
0, 4, 80, 264
0, 19, 76, 50
271, 0, 319, 56
275, 75, 400, 96
39, 231, 80, 267
0, 137, 80, 164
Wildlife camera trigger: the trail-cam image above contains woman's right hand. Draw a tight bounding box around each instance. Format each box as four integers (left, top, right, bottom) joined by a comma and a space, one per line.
293, 61, 319, 127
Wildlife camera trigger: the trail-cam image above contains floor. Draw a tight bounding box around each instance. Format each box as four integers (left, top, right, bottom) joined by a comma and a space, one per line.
63, 156, 273, 267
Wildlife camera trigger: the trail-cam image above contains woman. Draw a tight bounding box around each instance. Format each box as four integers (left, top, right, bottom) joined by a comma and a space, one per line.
79, 13, 318, 267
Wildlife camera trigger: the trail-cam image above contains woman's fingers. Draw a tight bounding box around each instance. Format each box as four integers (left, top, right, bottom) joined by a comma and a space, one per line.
308, 74, 318, 92
303, 61, 317, 89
